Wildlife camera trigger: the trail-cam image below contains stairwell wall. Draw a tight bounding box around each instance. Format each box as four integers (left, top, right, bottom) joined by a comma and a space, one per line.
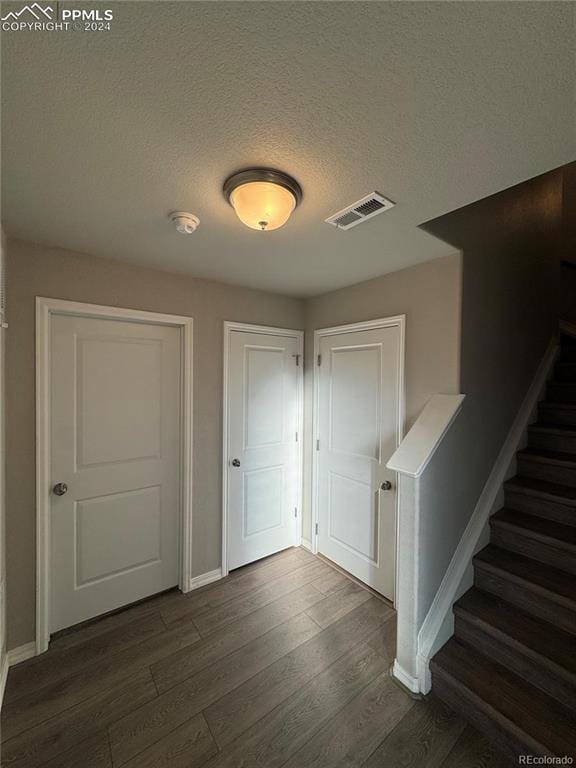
559, 162, 576, 325
414, 166, 563, 649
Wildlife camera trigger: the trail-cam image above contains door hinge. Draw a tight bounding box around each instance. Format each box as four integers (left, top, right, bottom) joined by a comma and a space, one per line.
317, 354, 322, 366
293, 353, 300, 366
295, 431, 298, 442
294, 507, 298, 518
315, 522, 319, 535
316, 439, 320, 451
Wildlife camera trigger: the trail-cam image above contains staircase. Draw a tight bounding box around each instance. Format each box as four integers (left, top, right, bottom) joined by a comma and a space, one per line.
431, 334, 576, 761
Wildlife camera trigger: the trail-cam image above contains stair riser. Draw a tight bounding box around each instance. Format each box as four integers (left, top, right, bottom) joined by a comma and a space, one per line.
474, 567, 576, 634
548, 384, 576, 403
529, 431, 576, 455
538, 405, 576, 426
554, 366, 576, 382
454, 616, 576, 712
490, 524, 576, 575
517, 457, 576, 488
504, 489, 576, 526
431, 666, 546, 759
561, 348, 576, 363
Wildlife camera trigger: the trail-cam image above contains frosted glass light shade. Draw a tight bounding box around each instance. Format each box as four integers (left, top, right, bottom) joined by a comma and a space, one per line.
223, 169, 302, 232
230, 181, 296, 231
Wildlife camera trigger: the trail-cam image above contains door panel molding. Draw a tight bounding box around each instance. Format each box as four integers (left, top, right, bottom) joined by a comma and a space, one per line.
222, 322, 304, 576
312, 315, 405, 603
36, 297, 194, 654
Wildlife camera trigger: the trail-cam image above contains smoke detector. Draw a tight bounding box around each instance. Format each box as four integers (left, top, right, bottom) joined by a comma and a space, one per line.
325, 192, 395, 230
169, 211, 200, 234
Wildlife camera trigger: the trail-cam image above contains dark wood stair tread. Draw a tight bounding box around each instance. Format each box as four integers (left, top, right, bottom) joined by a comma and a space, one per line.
474, 546, 576, 605
432, 639, 576, 756
530, 423, 576, 436
492, 509, 576, 548
540, 401, 576, 410
504, 475, 576, 505
434, 349, 576, 755
517, 448, 576, 468
454, 588, 576, 677
551, 381, 576, 387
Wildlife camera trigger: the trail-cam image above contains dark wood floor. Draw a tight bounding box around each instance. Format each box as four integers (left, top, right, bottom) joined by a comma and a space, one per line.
1, 547, 514, 768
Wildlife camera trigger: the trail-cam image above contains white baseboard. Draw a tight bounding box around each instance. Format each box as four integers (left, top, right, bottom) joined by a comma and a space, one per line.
0, 651, 8, 709
300, 538, 312, 552
392, 659, 421, 694
187, 568, 222, 591
416, 335, 558, 694
1, 641, 38, 709
7, 641, 37, 667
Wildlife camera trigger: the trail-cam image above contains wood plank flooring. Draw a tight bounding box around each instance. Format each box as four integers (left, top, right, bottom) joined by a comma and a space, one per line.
1, 547, 514, 768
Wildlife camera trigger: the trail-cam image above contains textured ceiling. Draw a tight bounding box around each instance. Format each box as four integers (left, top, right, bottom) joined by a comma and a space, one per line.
2, 1, 575, 297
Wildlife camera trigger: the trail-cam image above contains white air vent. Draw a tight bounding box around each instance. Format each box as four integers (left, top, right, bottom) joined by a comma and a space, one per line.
325, 192, 395, 230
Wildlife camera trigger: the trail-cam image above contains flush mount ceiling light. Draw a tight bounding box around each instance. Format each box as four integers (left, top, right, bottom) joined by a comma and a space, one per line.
223, 169, 302, 231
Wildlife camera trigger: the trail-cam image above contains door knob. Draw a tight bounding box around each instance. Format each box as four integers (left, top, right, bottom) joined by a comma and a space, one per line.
380, 481, 392, 491
231, 459, 241, 467
53, 482, 68, 496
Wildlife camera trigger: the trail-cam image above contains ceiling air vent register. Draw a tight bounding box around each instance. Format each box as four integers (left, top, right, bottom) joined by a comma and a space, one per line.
325, 192, 395, 230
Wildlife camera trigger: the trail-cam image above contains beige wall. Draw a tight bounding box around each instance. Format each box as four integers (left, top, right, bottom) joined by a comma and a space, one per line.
6, 238, 305, 649
0, 232, 6, 687
302, 253, 463, 543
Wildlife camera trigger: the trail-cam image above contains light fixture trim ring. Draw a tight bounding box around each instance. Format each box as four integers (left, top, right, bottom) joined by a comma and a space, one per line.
223, 168, 303, 208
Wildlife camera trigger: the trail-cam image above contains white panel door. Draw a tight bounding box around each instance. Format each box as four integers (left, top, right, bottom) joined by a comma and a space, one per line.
227, 330, 300, 571
50, 315, 181, 632
317, 325, 401, 600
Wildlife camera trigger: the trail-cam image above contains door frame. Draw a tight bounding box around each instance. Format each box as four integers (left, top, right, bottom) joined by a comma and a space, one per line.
311, 316, 406, 601
35, 297, 194, 654
222, 322, 304, 577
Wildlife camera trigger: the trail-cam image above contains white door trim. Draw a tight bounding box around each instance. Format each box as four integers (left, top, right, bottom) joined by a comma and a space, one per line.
36, 297, 194, 654
222, 322, 304, 577
311, 315, 406, 600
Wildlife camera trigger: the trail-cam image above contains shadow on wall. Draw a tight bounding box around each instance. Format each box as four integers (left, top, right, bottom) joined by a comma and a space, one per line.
412, 163, 564, 640
559, 161, 576, 324
560, 262, 576, 326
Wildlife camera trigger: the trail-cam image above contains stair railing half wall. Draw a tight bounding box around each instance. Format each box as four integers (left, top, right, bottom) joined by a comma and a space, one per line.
396, 337, 558, 695
386, 394, 465, 695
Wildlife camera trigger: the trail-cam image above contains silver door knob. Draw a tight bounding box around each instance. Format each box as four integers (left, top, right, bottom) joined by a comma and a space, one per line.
380, 481, 392, 491
231, 459, 241, 467
53, 482, 68, 496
